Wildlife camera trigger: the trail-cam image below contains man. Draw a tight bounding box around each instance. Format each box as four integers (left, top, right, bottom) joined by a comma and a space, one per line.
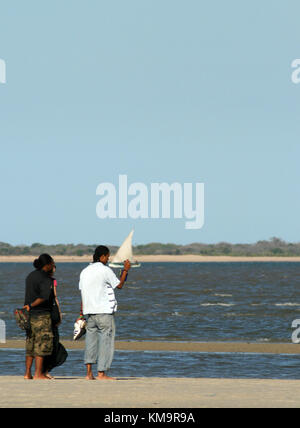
79, 245, 131, 380
23, 254, 55, 380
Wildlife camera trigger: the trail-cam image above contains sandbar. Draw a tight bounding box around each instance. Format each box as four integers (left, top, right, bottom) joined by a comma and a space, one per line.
1, 255, 300, 263
1, 340, 300, 354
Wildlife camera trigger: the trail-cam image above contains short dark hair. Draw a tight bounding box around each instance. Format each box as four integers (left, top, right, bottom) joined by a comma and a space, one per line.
33, 254, 53, 270
93, 246, 109, 263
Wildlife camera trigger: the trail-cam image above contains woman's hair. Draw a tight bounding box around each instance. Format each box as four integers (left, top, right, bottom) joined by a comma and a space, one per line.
33, 253, 53, 270
93, 246, 109, 263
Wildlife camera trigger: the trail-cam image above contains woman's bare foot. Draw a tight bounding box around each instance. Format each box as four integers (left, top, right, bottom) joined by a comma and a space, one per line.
33, 374, 51, 380
24, 356, 34, 380
33, 357, 49, 380
44, 373, 55, 379
24, 374, 33, 380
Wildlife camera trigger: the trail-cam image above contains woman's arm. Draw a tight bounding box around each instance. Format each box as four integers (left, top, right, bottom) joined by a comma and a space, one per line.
53, 280, 62, 324
23, 298, 46, 312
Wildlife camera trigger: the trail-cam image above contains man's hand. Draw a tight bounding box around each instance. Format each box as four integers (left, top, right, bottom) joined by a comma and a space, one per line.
23, 305, 30, 312
123, 259, 131, 271
116, 260, 131, 289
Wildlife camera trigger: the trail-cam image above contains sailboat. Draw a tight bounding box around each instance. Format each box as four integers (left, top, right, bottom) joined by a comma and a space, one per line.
109, 230, 141, 268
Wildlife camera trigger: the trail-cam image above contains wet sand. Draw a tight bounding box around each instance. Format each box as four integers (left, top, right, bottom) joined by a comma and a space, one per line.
1, 255, 300, 263
1, 340, 300, 354
1, 376, 300, 407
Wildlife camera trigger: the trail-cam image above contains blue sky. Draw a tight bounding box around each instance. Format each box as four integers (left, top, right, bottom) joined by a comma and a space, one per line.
0, 0, 300, 246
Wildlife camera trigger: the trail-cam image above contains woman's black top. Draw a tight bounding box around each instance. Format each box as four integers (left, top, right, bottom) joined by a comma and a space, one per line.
24, 269, 54, 314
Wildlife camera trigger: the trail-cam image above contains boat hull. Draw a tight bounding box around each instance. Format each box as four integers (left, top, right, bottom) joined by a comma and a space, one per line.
109, 262, 141, 268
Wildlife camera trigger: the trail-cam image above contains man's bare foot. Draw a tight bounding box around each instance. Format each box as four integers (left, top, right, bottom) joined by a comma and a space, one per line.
85, 363, 95, 380
85, 374, 95, 380
96, 372, 116, 380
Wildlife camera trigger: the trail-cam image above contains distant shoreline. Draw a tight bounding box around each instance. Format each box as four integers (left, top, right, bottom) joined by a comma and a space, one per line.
1, 255, 300, 263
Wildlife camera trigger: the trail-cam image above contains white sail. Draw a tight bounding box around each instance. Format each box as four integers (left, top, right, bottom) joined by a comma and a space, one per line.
111, 230, 134, 263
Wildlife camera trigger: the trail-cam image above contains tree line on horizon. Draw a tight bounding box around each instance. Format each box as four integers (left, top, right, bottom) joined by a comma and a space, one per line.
0, 237, 299, 257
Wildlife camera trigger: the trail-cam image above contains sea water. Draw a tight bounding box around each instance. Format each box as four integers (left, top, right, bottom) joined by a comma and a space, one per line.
1, 262, 300, 378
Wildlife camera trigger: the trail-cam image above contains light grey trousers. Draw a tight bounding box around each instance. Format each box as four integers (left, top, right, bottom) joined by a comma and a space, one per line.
84, 314, 115, 372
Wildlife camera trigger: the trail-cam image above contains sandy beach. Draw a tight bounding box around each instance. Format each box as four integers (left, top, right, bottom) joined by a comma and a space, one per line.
2, 342, 300, 407
1, 376, 300, 408
1, 255, 300, 263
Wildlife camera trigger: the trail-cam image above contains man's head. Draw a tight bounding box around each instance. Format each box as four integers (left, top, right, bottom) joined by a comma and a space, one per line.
93, 245, 110, 265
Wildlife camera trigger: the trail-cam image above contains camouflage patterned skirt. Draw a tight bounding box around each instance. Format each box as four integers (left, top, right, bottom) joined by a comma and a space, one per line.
26, 313, 53, 357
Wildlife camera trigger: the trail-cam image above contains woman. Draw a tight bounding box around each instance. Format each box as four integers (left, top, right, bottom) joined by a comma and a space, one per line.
23, 254, 56, 380
43, 264, 68, 378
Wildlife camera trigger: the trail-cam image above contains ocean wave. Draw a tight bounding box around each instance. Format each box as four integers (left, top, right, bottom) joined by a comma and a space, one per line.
275, 303, 300, 307
201, 303, 235, 307
214, 294, 233, 297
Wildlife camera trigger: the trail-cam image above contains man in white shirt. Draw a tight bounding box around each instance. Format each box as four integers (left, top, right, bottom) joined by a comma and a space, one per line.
79, 245, 131, 380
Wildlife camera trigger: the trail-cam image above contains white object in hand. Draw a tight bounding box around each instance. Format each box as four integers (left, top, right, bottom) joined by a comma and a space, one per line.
73, 318, 87, 341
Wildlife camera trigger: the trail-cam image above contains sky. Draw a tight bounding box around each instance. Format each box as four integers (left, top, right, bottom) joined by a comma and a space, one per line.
0, 0, 300, 246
